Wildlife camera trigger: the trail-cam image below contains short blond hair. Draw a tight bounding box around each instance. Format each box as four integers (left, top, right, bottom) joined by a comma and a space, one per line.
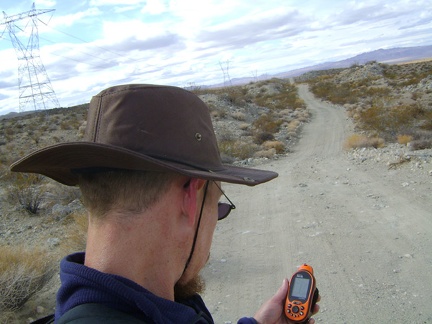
78, 170, 178, 219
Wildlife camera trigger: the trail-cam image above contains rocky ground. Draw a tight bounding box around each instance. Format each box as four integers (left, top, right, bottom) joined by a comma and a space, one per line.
202, 85, 432, 323
0, 61, 431, 323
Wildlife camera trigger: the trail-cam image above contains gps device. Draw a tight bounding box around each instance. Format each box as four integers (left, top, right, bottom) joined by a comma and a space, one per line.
284, 264, 318, 323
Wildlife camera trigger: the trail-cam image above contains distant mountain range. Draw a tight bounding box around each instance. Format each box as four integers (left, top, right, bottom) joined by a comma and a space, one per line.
3, 45, 432, 117
223, 45, 432, 86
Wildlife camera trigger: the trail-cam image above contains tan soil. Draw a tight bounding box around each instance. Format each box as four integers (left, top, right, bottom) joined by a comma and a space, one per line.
201, 85, 432, 323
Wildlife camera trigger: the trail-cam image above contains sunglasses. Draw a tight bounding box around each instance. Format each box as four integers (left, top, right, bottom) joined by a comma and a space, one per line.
213, 181, 236, 220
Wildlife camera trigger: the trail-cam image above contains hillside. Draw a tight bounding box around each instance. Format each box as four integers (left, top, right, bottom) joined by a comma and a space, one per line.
298, 60, 432, 149
0, 61, 431, 322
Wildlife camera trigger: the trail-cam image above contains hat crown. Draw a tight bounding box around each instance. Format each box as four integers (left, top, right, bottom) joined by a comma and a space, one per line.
10, 84, 278, 186
86, 84, 222, 170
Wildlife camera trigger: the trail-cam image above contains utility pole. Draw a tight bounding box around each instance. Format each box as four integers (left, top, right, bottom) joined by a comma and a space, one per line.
1, 2, 60, 112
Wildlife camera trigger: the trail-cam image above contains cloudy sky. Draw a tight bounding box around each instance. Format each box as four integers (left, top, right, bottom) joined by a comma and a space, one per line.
0, 0, 431, 114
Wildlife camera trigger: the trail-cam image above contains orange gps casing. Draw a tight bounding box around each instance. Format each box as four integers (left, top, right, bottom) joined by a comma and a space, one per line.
284, 264, 317, 323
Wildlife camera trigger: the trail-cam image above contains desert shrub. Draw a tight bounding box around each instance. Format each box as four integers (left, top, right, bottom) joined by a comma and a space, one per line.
420, 111, 432, 130
60, 120, 72, 130
409, 139, 432, 151
310, 79, 360, 104
4, 125, 15, 138
0, 310, 17, 323
344, 134, 385, 149
231, 111, 246, 121
0, 166, 16, 183
287, 120, 300, 133
0, 245, 54, 312
254, 148, 276, 159
216, 129, 235, 143
199, 86, 248, 107
253, 114, 283, 134
211, 107, 227, 119
254, 131, 274, 144
253, 81, 304, 110
357, 103, 424, 140
364, 87, 391, 97
262, 140, 285, 154
7, 174, 46, 214
397, 134, 413, 145
218, 139, 257, 160
239, 123, 250, 131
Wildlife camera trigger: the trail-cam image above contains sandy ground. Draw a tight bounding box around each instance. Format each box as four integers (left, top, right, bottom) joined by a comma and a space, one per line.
201, 85, 432, 323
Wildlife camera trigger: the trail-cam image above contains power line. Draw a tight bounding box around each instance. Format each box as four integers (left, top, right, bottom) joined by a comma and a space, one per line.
38, 18, 125, 58
36, 19, 159, 71
38, 35, 115, 67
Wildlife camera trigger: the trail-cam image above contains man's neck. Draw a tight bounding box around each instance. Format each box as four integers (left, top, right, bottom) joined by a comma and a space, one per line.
84, 212, 180, 300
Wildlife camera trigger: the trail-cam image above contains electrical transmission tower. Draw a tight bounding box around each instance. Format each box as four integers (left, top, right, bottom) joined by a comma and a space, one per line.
219, 60, 232, 87
1, 2, 60, 112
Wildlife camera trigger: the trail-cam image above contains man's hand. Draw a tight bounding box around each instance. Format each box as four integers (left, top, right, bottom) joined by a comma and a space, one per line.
253, 279, 320, 324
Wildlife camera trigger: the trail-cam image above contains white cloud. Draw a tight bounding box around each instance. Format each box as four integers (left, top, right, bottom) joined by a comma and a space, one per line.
140, 0, 168, 15
36, 0, 57, 7
48, 7, 102, 28
0, 0, 431, 114
89, 0, 145, 6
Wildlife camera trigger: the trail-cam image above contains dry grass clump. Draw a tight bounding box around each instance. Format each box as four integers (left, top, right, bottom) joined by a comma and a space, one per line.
344, 134, 385, 149
231, 111, 246, 121
239, 123, 250, 131
262, 140, 285, 154
218, 139, 258, 160
254, 148, 276, 159
287, 120, 300, 133
210, 106, 227, 119
0, 245, 54, 313
397, 134, 413, 145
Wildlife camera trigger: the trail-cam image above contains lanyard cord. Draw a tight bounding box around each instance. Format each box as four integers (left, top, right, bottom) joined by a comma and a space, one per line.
183, 180, 209, 273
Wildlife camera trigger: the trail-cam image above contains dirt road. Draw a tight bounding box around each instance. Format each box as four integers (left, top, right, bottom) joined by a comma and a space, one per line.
202, 85, 432, 323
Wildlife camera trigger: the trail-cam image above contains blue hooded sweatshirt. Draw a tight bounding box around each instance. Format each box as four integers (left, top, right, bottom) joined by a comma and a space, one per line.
56, 252, 257, 324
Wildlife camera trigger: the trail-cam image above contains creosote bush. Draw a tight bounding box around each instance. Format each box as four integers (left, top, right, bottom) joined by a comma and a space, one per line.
357, 103, 425, 140
7, 173, 46, 214
0, 245, 54, 312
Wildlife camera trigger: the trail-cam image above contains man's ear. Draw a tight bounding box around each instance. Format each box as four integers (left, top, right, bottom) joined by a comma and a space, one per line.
182, 178, 207, 226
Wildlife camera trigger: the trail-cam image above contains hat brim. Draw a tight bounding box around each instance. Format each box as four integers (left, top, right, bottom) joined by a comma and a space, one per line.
10, 142, 278, 186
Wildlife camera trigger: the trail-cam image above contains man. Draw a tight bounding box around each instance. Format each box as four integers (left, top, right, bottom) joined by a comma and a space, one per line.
11, 84, 319, 323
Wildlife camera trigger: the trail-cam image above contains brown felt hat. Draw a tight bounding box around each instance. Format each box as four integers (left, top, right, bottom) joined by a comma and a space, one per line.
10, 84, 278, 186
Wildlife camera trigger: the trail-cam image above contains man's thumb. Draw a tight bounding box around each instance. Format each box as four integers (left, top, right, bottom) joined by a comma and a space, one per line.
273, 278, 289, 302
